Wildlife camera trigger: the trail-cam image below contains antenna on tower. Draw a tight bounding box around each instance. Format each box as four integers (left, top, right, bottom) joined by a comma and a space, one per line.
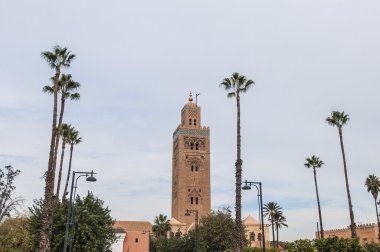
196, 93, 201, 105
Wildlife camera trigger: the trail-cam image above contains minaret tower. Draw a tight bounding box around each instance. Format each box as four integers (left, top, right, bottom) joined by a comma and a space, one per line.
171, 92, 211, 226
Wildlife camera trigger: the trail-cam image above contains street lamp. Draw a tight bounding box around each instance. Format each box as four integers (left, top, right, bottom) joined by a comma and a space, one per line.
185, 209, 199, 252
63, 170, 97, 252
242, 180, 266, 252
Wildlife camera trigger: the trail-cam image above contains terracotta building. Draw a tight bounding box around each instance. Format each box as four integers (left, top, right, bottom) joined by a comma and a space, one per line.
112, 221, 152, 252
320, 223, 379, 245
171, 93, 211, 228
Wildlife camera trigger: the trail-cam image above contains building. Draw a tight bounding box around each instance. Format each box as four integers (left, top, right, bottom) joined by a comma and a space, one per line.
320, 223, 379, 245
112, 221, 152, 252
171, 93, 211, 228
243, 215, 271, 249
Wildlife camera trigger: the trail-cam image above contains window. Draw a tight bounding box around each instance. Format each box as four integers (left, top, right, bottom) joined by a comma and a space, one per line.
196, 197, 198, 204
257, 233, 262, 241
191, 197, 194, 204
188, 189, 191, 192
199, 188, 201, 192
190, 143, 194, 150
135, 238, 139, 243
195, 143, 199, 150
194, 119, 197, 126
189, 119, 192, 125
195, 165, 198, 171
191, 165, 194, 172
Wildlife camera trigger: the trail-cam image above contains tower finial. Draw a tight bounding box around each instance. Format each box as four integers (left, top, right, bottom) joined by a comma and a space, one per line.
188, 92, 193, 102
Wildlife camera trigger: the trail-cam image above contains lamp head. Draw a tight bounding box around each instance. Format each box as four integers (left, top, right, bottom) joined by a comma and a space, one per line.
242, 184, 251, 190
86, 170, 97, 182
242, 180, 251, 190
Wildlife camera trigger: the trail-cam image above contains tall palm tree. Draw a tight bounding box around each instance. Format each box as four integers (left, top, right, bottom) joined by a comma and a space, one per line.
272, 211, 288, 248
40, 45, 75, 252
263, 201, 282, 248
220, 72, 254, 252
62, 128, 82, 199
152, 214, 171, 239
304, 155, 325, 238
43, 74, 80, 192
326, 111, 356, 238
54, 123, 72, 199
365, 174, 380, 241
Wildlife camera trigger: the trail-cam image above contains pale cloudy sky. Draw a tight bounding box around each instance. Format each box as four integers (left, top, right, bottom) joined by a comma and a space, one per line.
1, 0, 380, 241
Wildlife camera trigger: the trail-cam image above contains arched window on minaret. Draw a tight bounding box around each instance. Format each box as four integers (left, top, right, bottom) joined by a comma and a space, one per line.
195, 143, 199, 150
189, 118, 192, 125
191, 197, 194, 204
194, 119, 197, 126
190, 142, 194, 150
196, 197, 199, 204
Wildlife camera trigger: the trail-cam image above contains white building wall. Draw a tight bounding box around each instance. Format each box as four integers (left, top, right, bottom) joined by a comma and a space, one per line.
110, 233, 126, 252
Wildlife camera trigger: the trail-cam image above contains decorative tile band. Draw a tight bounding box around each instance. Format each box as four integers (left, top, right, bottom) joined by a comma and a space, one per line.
173, 128, 209, 138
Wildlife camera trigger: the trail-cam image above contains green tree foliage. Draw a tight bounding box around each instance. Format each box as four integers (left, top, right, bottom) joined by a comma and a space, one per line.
199, 207, 242, 252
152, 214, 171, 239
0, 165, 23, 222
28, 192, 116, 252
150, 208, 245, 252
284, 239, 314, 252
0, 217, 30, 251
152, 231, 205, 252
314, 236, 364, 252
364, 242, 380, 252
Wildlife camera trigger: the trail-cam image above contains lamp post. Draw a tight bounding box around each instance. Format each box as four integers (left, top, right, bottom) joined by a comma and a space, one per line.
242, 180, 265, 252
63, 170, 97, 252
185, 209, 199, 252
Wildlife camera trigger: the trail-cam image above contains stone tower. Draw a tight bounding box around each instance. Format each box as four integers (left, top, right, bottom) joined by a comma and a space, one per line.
171, 93, 211, 226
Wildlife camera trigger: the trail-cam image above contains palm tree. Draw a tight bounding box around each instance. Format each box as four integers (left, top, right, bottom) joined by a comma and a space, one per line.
263, 201, 282, 248
43, 74, 80, 192
272, 211, 288, 248
40, 45, 75, 251
304, 155, 325, 238
326, 111, 356, 238
62, 127, 82, 199
152, 214, 171, 239
365, 174, 380, 241
54, 123, 72, 199
220, 72, 254, 252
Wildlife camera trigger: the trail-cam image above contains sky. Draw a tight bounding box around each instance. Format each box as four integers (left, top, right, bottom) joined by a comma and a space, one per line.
1, 0, 380, 241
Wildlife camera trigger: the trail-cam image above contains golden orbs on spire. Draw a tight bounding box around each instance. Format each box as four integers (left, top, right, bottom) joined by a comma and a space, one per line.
188, 91, 193, 102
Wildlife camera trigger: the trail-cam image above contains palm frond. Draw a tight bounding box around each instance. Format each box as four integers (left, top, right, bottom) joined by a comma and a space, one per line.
227, 92, 235, 98
69, 93, 80, 101
42, 85, 54, 94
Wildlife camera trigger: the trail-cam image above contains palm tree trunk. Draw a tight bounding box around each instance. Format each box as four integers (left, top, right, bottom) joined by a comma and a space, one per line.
338, 127, 356, 238
313, 168, 324, 238
276, 225, 279, 248
235, 92, 243, 252
63, 144, 74, 199
374, 197, 380, 242
271, 219, 275, 248
56, 141, 66, 199
40, 69, 60, 252
52, 97, 66, 191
